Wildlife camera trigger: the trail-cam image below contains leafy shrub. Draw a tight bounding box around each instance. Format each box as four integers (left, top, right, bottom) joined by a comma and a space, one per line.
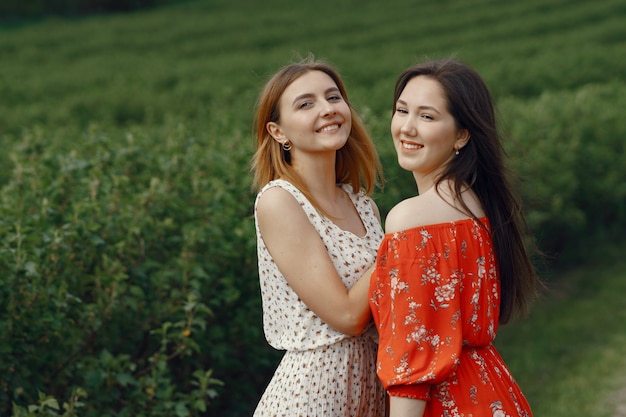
1, 1, 625, 415
0, 123, 276, 416
500, 81, 626, 263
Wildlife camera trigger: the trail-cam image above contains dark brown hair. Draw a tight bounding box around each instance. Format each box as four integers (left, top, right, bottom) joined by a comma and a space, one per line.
393, 58, 542, 323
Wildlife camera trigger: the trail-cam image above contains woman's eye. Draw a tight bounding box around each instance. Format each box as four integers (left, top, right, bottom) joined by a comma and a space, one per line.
328, 95, 342, 101
395, 108, 408, 114
298, 101, 312, 109
421, 113, 434, 120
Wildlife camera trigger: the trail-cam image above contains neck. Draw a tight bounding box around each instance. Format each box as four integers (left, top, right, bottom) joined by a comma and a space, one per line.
293, 151, 340, 203
414, 174, 434, 195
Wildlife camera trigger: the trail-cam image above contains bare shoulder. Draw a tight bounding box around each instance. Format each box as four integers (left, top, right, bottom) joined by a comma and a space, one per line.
384, 194, 430, 234
256, 186, 310, 231
384, 183, 485, 233
256, 185, 298, 214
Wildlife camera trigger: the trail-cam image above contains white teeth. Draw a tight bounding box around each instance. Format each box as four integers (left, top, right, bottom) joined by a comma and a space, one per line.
402, 142, 422, 150
318, 124, 339, 133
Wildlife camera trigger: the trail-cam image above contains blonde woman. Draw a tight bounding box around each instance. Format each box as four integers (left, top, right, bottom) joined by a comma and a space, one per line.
251, 57, 386, 416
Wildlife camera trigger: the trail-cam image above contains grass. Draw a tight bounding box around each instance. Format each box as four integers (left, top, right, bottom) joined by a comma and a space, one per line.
495, 248, 626, 417
1, 0, 625, 415
1, 0, 624, 140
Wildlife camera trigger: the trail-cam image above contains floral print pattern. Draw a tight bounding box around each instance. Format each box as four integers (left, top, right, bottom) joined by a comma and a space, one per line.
370, 218, 532, 416
253, 180, 386, 417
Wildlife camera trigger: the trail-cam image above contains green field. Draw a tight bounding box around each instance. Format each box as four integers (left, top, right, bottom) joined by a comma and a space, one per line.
1, 0, 625, 416
496, 248, 626, 417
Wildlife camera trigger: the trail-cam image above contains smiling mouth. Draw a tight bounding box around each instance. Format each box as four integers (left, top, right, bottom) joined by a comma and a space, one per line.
317, 124, 340, 133
401, 141, 423, 150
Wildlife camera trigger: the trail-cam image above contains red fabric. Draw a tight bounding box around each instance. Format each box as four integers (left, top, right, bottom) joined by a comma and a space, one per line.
370, 218, 532, 416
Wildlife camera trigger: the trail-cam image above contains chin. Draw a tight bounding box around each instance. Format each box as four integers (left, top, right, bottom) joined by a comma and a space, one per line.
397, 160, 416, 173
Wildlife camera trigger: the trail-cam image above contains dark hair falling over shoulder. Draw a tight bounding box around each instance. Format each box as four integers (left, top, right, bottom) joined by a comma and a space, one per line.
393, 58, 543, 324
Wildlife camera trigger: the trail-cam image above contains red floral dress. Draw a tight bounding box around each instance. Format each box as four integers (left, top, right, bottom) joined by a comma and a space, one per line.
370, 218, 532, 416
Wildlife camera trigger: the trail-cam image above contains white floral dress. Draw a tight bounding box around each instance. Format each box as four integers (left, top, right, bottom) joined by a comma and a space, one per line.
253, 179, 386, 417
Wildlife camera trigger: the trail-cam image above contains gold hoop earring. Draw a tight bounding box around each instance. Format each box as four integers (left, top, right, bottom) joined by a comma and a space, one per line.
282, 140, 292, 151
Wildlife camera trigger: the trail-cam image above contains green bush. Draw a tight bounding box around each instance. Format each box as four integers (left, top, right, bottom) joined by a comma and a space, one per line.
3, 81, 624, 415
0, 124, 277, 416
1, 0, 625, 415
500, 81, 626, 263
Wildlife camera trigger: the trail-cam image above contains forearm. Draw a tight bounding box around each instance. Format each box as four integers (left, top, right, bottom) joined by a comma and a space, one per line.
341, 264, 375, 336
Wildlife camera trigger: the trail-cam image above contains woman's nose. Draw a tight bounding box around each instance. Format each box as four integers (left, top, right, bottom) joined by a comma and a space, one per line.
321, 102, 337, 117
400, 118, 417, 136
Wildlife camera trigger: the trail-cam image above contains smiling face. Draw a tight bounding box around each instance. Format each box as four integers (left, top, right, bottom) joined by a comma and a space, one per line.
266, 70, 352, 157
391, 75, 469, 192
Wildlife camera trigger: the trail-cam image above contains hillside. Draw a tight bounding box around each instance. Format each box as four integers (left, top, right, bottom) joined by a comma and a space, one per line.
1, 1, 625, 415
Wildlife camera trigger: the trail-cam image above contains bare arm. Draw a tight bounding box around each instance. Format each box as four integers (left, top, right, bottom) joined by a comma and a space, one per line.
256, 187, 374, 336
389, 397, 426, 417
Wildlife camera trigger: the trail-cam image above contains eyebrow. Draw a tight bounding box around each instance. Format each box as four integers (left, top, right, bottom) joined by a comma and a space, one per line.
396, 99, 441, 114
292, 87, 341, 106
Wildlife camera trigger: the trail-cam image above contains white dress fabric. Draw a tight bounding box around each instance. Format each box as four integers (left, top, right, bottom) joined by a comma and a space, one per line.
253, 179, 386, 417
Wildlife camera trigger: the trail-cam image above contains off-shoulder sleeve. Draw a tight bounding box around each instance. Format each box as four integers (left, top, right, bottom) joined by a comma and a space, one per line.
370, 222, 488, 400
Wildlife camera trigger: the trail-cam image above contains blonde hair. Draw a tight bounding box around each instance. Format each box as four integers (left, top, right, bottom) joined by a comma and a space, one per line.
251, 57, 383, 216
